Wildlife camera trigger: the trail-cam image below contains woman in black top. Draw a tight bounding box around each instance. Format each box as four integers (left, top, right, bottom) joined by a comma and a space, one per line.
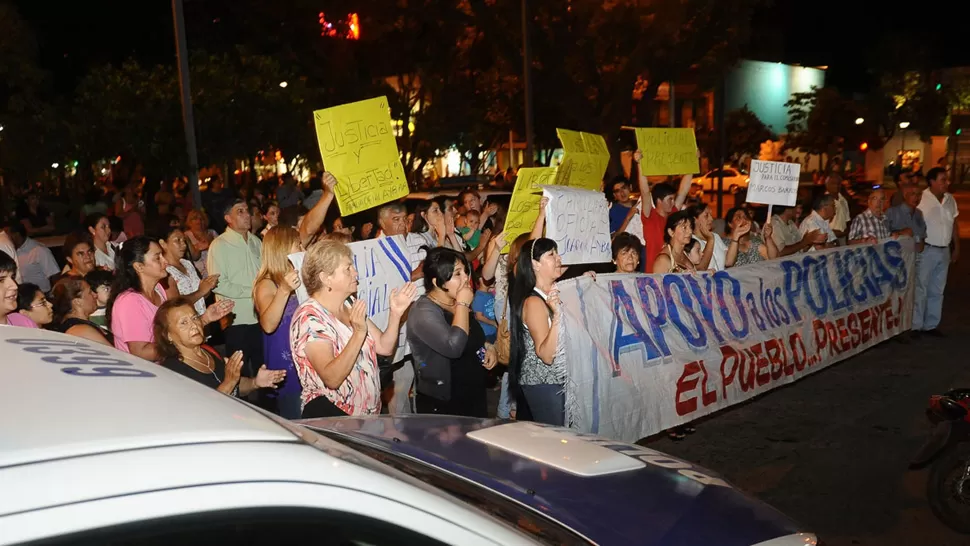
50, 276, 114, 346
153, 297, 285, 394
17, 192, 54, 236
406, 247, 497, 417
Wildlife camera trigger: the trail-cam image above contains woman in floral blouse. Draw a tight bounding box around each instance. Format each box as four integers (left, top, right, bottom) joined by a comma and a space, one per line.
290, 239, 416, 417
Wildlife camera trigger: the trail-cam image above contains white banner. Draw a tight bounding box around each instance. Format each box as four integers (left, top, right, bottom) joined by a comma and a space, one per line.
559, 239, 916, 442
290, 235, 412, 361
543, 185, 612, 265
623, 198, 645, 244
746, 160, 801, 206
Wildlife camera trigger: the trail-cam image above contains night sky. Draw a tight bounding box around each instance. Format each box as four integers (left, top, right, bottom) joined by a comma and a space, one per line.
12, 0, 969, 98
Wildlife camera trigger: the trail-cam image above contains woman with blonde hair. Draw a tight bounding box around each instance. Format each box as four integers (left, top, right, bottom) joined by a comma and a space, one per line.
253, 225, 304, 418
289, 239, 416, 417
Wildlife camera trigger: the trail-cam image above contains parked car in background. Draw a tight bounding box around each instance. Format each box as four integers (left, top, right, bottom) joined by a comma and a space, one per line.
696, 168, 750, 193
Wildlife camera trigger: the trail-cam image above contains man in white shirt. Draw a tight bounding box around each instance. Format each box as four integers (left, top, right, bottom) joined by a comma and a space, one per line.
0, 219, 22, 284
771, 204, 825, 256
914, 167, 960, 336
8, 224, 60, 292
826, 174, 851, 243
799, 195, 839, 252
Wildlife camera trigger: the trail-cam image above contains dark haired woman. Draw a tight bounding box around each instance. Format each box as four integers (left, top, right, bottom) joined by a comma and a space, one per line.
724, 207, 778, 268
652, 210, 699, 274
155, 298, 284, 394
109, 236, 232, 360
51, 276, 113, 346
85, 213, 116, 270
16, 283, 53, 328
407, 246, 496, 417
0, 253, 34, 327
509, 237, 567, 426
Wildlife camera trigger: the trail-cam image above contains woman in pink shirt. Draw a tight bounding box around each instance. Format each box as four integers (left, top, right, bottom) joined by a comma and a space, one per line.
0, 253, 36, 328
109, 237, 233, 361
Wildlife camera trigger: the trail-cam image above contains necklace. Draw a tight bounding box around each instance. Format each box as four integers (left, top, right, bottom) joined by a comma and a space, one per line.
427, 293, 455, 309
182, 348, 220, 382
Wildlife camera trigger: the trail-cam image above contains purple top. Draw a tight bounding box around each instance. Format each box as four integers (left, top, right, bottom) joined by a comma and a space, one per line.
264, 294, 300, 395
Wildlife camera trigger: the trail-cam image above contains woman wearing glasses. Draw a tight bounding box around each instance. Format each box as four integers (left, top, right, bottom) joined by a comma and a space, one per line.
16, 283, 53, 328
154, 297, 285, 395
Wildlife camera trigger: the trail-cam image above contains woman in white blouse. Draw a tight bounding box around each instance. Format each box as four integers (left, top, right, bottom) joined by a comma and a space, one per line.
157, 224, 219, 316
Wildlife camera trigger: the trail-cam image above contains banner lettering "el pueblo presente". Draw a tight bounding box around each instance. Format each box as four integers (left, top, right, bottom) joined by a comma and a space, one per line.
558, 239, 916, 442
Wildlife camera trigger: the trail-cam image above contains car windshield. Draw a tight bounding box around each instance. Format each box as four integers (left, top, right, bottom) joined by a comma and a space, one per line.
311, 428, 592, 546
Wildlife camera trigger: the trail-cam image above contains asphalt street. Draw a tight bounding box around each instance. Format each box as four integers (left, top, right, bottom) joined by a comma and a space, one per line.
645, 190, 970, 545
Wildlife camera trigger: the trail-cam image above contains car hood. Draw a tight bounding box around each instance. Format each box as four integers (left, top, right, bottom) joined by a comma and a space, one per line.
305, 416, 805, 546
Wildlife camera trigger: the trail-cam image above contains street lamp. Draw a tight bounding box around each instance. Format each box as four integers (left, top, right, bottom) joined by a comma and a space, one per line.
51, 163, 59, 169
279, 81, 288, 88
899, 121, 911, 129
855, 117, 864, 125
0, 125, 4, 132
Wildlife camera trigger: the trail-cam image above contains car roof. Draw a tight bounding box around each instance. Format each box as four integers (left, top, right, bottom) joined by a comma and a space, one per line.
308, 417, 803, 546
0, 327, 297, 469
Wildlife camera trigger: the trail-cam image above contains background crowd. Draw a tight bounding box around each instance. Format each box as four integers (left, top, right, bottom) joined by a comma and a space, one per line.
0, 153, 958, 430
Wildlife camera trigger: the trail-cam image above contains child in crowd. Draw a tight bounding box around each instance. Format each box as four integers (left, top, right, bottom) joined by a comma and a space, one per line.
457, 210, 482, 250
84, 269, 113, 328
471, 269, 497, 343
684, 239, 702, 268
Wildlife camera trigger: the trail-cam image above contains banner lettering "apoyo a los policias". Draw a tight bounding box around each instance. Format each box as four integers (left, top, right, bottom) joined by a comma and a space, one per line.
557, 239, 916, 442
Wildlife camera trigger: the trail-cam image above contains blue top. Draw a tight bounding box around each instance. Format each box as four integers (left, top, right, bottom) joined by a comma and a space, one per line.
885, 202, 927, 243
610, 202, 633, 234
471, 290, 496, 338
312, 417, 804, 546
263, 294, 300, 395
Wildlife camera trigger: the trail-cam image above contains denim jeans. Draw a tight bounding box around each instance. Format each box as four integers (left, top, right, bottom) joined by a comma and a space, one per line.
914, 246, 949, 331
276, 392, 303, 420
497, 372, 512, 419
521, 384, 565, 426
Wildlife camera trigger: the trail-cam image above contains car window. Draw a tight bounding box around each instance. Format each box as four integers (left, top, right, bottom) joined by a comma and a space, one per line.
724, 169, 738, 176
32, 508, 448, 546
317, 431, 592, 546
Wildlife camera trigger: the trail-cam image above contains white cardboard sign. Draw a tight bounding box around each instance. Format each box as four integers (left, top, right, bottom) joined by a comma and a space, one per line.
746, 160, 801, 207
542, 185, 612, 265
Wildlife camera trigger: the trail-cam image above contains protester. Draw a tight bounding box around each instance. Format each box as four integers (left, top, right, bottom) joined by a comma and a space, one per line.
0, 219, 22, 284
260, 201, 280, 238
185, 209, 216, 277
770, 205, 824, 257
290, 239, 416, 417
458, 189, 498, 234
886, 184, 926, 250
157, 224, 218, 316
86, 213, 117, 270
687, 202, 728, 271
62, 232, 97, 278
825, 173, 851, 242
0, 254, 34, 328
115, 183, 146, 239
684, 239, 703, 268
407, 247, 494, 417
848, 189, 891, 245
208, 199, 264, 374
16, 283, 53, 328
201, 176, 234, 233
8, 223, 59, 292
17, 191, 55, 236
799, 195, 838, 251
155, 298, 285, 394
630, 150, 693, 272
611, 232, 643, 274
724, 207, 778, 267
253, 226, 304, 419
329, 217, 354, 238
51, 276, 113, 346
276, 174, 303, 210
509, 238, 567, 426
405, 200, 448, 276
653, 211, 699, 273
608, 176, 635, 235
914, 167, 959, 337
108, 236, 171, 359
84, 269, 113, 327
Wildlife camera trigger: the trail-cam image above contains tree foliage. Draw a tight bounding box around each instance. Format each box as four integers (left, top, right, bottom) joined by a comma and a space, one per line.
706, 105, 775, 162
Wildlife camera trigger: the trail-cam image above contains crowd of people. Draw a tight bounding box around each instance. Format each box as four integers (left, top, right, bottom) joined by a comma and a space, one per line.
0, 155, 960, 431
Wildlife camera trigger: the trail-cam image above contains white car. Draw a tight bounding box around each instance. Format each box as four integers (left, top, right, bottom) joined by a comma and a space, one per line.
0, 327, 816, 545
696, 168, 750, 193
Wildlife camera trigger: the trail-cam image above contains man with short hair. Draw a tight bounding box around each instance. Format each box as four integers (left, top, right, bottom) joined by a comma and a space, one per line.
799, 194, 838, 252
208, 198, 263, 374
886, 184, 926, 250
770, 205, 824, 256
608, 176, 635, 235
8, 223, 59, 292
913, 167, 959, 337
848, 189, 891, 245
825, 173, 851, 242
632, 150, 692, 273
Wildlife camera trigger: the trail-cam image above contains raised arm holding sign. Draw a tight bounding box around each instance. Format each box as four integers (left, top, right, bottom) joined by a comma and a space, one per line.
313, 96, 410, 216
554, 129, 610, 191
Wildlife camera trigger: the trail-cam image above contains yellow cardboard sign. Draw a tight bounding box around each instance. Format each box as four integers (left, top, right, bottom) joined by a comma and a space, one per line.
502, 167, 558, 253
554, 129, 610, 191
632, 127, 699, 176
313, 96, 410, 216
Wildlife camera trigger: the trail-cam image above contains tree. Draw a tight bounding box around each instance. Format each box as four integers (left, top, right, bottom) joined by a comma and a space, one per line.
705, 105, 775, 162
785, 87, 865, 172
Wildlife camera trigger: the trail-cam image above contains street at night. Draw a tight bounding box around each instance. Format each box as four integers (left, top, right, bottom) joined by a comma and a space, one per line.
644, 190, 970, 545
